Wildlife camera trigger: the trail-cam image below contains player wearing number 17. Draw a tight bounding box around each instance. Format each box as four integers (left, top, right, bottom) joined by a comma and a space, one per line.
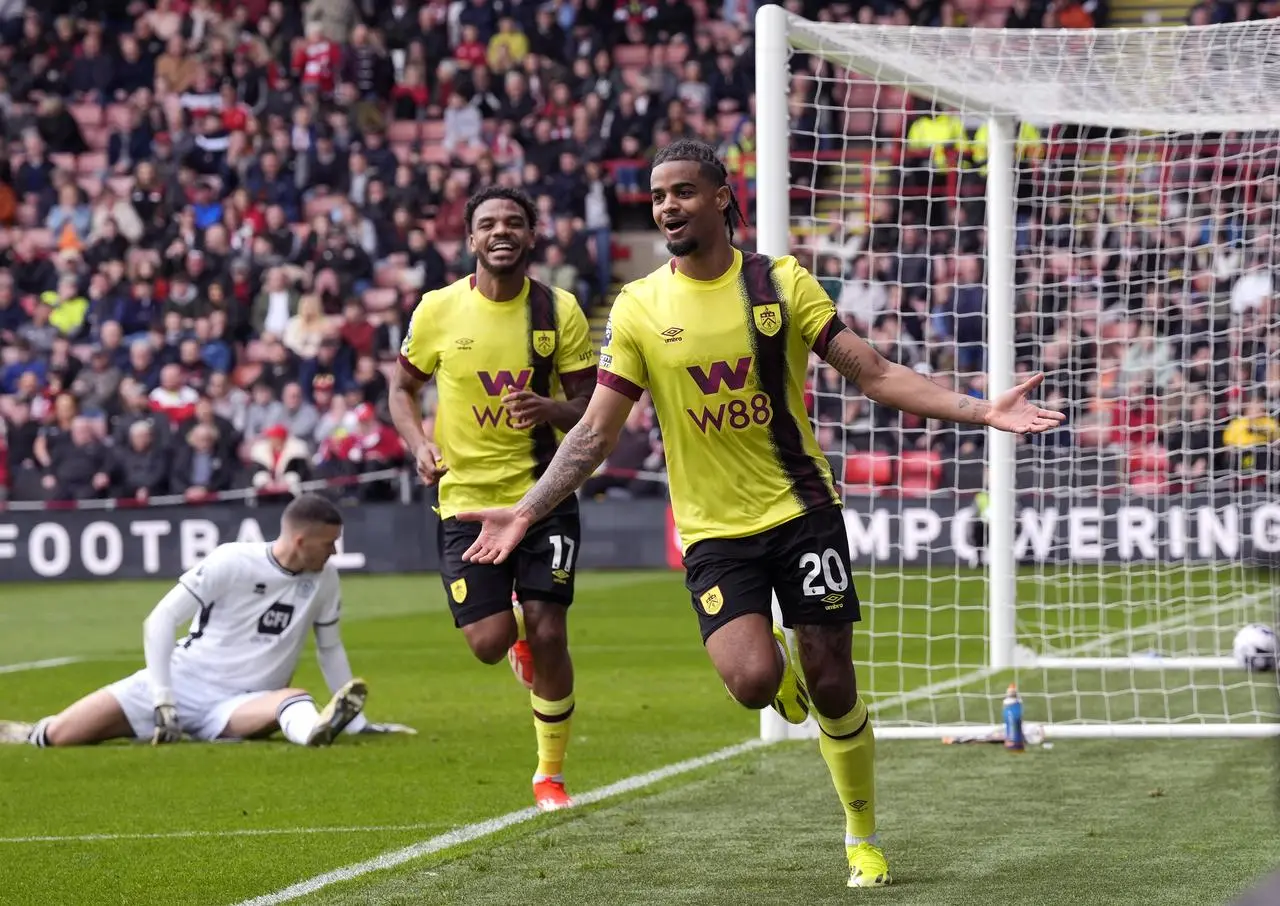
389, 187, 597, 813
457, 140, 1066, 888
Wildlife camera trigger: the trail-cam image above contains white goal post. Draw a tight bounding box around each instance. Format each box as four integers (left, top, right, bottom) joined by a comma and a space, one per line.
755, 8, 1280, 741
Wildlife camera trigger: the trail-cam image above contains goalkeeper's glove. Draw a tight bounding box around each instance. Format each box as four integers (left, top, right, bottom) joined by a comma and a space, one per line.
358, 721, 417, 736
152, 703, 181, 746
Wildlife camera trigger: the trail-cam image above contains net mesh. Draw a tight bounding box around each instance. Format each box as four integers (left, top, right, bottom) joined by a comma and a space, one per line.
777, 18, 1280, 733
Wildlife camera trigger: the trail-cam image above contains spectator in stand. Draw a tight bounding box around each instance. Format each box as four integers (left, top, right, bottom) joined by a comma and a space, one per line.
316, 402, 404, 501
282, 294, 329, 360
278, 381, 320, 442
149, 363, 200, 427
170, 422, 235, 502
179, 396, 241, 464
1223, 396, 1279, 475
111, 420, 170, 502
582, 397, 666, 499
42, 415, 112, 501
249, 423, 311, 497
3, 398, 42, 501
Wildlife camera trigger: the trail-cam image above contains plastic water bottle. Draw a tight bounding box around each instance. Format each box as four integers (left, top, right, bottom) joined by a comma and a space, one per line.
1003, 684, 1025, 752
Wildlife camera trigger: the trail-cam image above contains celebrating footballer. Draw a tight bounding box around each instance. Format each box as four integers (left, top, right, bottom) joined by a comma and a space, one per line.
389, 186, 597, 813
457, 140, 1065, 887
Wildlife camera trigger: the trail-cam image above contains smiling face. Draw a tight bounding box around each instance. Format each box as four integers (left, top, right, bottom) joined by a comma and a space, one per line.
468, 197, 535, 278
650, 160, 729, 259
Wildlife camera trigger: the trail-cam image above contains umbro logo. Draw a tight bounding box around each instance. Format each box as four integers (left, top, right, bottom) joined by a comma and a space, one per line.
822, 593, 844, 605
850, 799, 868, 812
254, 583, 266, 594
661, 327, 684, 344
455, 338, 474, 350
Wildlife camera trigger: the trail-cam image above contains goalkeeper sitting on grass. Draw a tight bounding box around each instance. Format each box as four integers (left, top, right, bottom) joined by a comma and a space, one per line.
0, 495, 414, 748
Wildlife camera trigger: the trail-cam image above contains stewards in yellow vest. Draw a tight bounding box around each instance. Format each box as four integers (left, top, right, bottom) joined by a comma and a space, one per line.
906, 112, 968, 167
40, 288, 88, 339
968, 121, 1045, 174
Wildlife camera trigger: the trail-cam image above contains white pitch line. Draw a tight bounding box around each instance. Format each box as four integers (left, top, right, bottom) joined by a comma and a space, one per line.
0, 824, 444, 845
0, 657, 83, 675
233, 739, 769, 906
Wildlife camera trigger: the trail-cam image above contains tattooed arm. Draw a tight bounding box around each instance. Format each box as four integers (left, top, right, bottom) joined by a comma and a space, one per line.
819, 322, 1065, 434
821, 325, 992, 426
511, 381, 632, 523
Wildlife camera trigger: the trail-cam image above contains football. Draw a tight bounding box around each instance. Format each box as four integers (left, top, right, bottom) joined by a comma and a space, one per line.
1232, 624, 1278, 672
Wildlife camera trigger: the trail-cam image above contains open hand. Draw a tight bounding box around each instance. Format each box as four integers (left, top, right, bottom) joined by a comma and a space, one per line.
986, 373, 1067, 435
455, 508, 532, 565
502, 390, 554, 430
414, 441, 448, 485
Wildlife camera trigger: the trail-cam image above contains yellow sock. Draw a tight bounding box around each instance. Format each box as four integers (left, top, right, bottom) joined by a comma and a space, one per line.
531, 691, 574, 779
513, 600, 526, 641
815, 696, 877, 841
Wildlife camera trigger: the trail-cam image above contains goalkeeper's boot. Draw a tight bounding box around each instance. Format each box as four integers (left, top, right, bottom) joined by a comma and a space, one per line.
770, 625, 811, 724
306, 678, 368, 747
0, 720, 33, 744
533, 775, 573, 813
846, 842, 892, 888
508, 595, 534, 690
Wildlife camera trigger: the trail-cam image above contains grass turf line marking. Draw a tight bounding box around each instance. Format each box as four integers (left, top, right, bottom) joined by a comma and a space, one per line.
232, 739, 769, 906
0, 657, 83, 675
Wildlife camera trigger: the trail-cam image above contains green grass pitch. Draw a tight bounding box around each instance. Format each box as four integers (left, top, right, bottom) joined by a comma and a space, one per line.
0, 570, 1276, 905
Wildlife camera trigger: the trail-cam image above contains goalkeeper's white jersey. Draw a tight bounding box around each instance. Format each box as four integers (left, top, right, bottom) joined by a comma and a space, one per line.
168, 542, 341, 694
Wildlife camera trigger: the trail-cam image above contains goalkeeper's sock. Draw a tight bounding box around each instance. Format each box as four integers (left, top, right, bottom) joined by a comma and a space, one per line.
815, 696, 877, 841
28, 717, 52, 748
531, 691, 574, 780
277, 694, 319, 746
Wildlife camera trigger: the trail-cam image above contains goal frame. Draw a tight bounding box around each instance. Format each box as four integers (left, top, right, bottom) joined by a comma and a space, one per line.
753, 4, 1280, 741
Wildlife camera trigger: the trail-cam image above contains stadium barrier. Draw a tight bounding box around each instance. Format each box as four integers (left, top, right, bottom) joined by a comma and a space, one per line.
2, 493, 1276, 583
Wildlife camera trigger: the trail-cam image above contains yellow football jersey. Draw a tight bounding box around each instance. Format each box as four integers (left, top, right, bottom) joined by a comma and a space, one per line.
599, 250, 845, 551
399, 275, 596, 518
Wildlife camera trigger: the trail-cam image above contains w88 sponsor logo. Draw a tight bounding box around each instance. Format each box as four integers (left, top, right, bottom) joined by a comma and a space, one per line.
683, 357, 773, 433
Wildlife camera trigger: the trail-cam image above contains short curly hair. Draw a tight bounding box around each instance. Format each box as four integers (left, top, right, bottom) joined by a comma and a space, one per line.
463, 186, 538, 234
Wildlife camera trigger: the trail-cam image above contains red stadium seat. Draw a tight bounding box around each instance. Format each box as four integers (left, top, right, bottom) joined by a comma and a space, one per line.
77, 152, 108, 174
387, 120, 419, 144
422, 120, 446, 143
69, 103, 101, 128
613, 44, 650, 67
844, 453, 893, 490
1128, 446, 1169, 476
899, 450, 943, 496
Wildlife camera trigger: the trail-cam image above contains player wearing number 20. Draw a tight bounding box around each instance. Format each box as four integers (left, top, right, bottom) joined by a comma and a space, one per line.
389, 186, 597, 813
457, 140, 1066, 889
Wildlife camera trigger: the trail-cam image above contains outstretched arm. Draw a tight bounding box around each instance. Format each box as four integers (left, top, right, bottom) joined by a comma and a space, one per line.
820, 326, 1064, 434
458, 383, 635, 564
512, 381, 633, 523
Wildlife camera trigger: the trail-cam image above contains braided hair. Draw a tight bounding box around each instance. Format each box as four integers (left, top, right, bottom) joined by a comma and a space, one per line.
651, 139, 747, 244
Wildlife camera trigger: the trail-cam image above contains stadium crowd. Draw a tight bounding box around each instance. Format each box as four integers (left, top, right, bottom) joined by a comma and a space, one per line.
0, 0, 1277, 505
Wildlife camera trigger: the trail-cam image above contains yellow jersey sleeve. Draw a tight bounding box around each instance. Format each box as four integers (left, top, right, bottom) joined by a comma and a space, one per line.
398, 293, 439, 381
597, 288, 647, 401
552, 289, 598, 375
777, 255, 847, 357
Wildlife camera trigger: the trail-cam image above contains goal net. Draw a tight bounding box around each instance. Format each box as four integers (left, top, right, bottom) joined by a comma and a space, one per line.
755, 12, 1280, 741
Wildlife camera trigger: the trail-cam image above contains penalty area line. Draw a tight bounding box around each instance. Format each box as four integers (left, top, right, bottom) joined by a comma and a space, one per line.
0, 657, 83, 675
232, 738, 770, 906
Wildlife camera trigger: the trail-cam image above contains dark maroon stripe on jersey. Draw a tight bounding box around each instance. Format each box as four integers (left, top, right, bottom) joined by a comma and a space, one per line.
598, 369, 644, 401
740, 252, 835, 511
397, 353, 430, 383
526, 279, 559, 478
812, 313, 849, 358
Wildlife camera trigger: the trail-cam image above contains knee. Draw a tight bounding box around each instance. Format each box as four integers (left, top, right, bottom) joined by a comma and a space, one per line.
804, 667, 858, 719
464, 625, 515, 665
525, 614, 568, 658
723, 664, 783, 711
42, 718, 74, 747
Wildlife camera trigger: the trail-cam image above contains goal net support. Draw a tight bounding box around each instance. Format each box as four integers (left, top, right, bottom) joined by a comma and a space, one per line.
755, 9, 1280, 741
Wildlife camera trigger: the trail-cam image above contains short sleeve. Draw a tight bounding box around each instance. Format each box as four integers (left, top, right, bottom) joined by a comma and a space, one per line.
397, 293, 439, 381
553, 289, 598, 375
177, 547, 235, 607
597, 289, 647, 402
781, 256, 847, 357
313, 568, 342, 627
